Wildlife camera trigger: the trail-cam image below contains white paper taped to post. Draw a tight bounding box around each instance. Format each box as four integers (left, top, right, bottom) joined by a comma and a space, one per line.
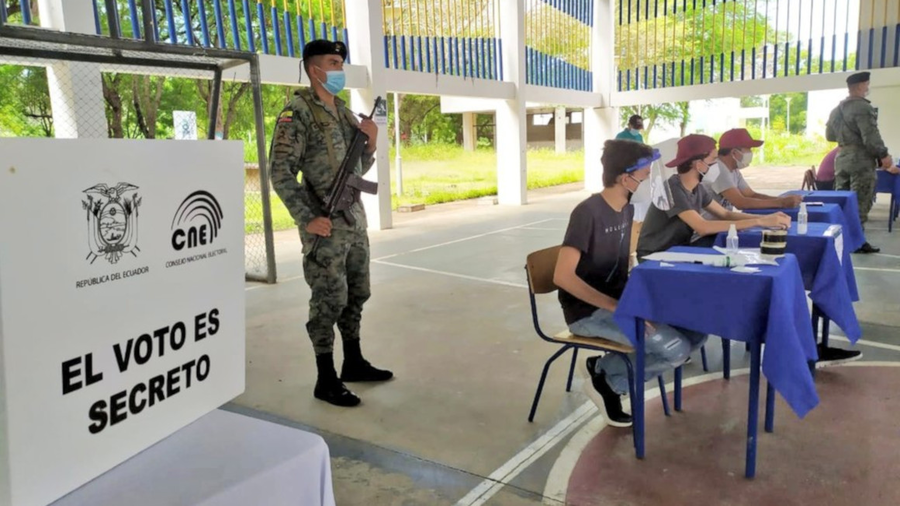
0, 138, 246, 506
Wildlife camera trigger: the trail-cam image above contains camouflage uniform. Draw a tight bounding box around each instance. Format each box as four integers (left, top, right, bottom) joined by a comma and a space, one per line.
269, 87, 375, 355
826, 96, 889, 226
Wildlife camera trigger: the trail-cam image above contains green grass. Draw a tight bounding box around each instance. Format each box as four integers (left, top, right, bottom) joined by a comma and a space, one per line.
244, 191, 295, 234
388, 145, 584, 209
246, 144, 585, 232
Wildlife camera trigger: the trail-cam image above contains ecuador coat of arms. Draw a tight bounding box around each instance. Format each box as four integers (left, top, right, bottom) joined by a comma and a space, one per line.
82, 183, 142, 264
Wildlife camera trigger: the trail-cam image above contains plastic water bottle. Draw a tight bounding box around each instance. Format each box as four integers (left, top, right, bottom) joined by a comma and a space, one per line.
726, 224, 739, 254
798, 202, 808, 235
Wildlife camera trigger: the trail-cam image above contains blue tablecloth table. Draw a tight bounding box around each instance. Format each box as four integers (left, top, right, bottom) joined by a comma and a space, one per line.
714, 223, 861, 350
875, 171, 900, 231
615, 248, 817, 478
780, 190, 866, 249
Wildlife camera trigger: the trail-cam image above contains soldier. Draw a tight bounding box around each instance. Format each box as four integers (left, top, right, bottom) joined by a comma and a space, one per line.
269, 40, 392, 408
826, 71, 893, 253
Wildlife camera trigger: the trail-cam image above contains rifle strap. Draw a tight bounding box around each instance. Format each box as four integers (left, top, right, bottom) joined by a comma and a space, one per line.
297, 88, 357, 175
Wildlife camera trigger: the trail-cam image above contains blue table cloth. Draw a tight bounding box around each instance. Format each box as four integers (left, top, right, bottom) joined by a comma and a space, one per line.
714, 223, 861, 342
742, 203, 842, 229
875, 171, 900, 231
781, 190, 866, 250
616, 248, 818, 418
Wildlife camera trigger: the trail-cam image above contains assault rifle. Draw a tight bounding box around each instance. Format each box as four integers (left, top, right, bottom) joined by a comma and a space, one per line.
308, 96, 385, 262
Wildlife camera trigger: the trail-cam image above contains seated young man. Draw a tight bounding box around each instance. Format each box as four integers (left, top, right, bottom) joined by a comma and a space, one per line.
637, 134, 791, 257
700, 128, 804, 218
553, 139, 708, 428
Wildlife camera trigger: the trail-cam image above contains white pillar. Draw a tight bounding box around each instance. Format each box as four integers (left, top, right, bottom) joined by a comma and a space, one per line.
584, 0, 617, 193
37, 0, 109, 139
497, 0, 527, 206
462, 112, 477, 151
347, 0, 392, 230
554, 107, 567, 154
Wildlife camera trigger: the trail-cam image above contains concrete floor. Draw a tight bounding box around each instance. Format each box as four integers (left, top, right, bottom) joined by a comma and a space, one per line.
235, 177, 900, 505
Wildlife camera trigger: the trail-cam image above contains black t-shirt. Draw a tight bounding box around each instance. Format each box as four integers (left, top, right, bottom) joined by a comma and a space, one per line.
636, 174, 713, 258
558, 194, 633, 325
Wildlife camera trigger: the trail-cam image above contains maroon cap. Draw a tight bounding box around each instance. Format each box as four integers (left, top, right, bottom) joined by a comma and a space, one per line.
718, 128, 764, 150
665, 134, 718, 167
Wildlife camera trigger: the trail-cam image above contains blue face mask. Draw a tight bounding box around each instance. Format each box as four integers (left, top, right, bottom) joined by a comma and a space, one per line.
317, 68, 345, 95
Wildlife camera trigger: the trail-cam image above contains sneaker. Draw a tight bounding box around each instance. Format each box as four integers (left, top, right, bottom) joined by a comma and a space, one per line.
584, 357, 632, 427
314, 379, 361, 407
816, 345, 862, 366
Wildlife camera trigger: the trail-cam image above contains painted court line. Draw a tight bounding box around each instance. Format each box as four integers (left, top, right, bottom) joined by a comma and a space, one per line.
455, 401, 597, 506
829, 335, 900, 353
373, 219, 555, 262
854, 267, 900, 274
373, 260, 527, 289
872, 253, 900, 260
245, 274, 303, 291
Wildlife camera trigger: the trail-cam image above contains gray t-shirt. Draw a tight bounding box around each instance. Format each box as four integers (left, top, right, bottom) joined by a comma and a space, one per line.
701, 162, 750, 217
636, 174, 714, 258
558, 194, 633, 325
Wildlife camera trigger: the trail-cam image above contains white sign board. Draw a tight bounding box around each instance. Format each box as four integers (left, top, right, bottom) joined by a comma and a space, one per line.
174, 111, 198, 140
0, 138, 246, 506
373, 99, 388, 126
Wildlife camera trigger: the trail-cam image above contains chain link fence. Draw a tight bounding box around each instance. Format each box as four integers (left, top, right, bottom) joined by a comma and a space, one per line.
0, 31, 276, 282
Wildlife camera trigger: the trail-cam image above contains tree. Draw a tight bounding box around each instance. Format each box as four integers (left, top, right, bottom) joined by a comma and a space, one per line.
386, 93, 461, 145
0, 65, 52, 137
620, 102, 689, 140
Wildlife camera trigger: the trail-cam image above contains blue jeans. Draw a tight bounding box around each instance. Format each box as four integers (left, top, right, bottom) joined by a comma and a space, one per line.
569, 308, 708, 395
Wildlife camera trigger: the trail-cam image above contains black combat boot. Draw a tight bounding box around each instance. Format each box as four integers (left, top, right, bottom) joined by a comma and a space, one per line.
314, 353, 361, 407
340, 340, 394, 382
854, 242, 880, 253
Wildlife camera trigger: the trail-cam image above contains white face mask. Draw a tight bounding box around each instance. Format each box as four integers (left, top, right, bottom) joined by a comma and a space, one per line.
699, 161, 720, 182
735, 150, 753, 169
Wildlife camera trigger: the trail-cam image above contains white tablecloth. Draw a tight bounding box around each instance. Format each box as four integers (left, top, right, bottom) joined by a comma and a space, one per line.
52, 409, 336, 506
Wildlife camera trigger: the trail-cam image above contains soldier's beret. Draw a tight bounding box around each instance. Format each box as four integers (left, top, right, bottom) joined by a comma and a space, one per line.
846, 72, 870, 85
302, 39, 348, 61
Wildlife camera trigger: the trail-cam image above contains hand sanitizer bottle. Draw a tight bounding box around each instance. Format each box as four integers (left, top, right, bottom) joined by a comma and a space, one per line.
726, 224, 739, 254
798, 202, 808, 235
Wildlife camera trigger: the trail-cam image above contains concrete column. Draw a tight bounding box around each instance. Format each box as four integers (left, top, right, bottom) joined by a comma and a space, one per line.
462, 112, 477, 151
497, 0, 527, 206
858, 0, 900, 70
554, 107, 567, 154
868, 84, 900, 156
347, 0, 392, 231
584, 0, 617, 193
37, 0, 108, 139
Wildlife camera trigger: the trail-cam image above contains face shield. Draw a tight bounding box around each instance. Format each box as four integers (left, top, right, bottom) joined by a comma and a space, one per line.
630, 151, 675, 217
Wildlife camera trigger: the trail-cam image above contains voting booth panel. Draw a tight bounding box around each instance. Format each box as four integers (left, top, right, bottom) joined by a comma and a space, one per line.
0, 138, 246, 506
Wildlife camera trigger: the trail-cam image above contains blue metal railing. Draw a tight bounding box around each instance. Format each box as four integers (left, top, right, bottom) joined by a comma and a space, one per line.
1, 0, 37, 26
384, 34, 502, 82
526, 46, 592, 92
617, 22, 900, 92
87, 0, 346, 59
524, 0, 593, 92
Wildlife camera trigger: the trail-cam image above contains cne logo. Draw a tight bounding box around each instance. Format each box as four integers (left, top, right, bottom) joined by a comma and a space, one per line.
171, 190, 224, 251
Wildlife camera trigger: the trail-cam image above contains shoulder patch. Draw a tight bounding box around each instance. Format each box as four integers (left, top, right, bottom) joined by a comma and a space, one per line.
277, 110, 293, 123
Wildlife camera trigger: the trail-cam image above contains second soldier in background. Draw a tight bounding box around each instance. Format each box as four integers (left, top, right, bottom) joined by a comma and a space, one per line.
826, 71, 893, 253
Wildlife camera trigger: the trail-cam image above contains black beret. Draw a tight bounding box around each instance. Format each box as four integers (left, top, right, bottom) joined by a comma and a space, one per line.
846, 72, 870, 85
302, 39, 348, 61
